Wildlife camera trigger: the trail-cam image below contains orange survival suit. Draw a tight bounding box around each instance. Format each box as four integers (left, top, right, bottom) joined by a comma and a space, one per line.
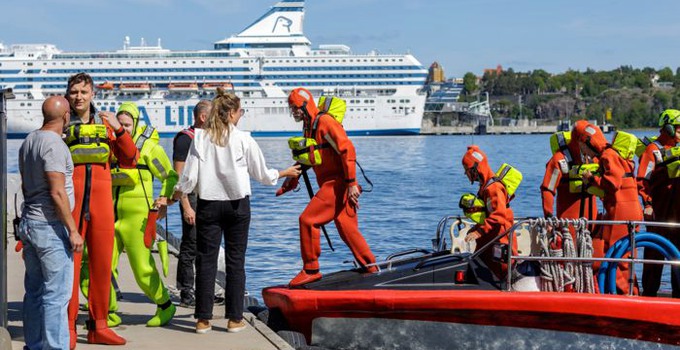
573, 122, 642, 295
541, 121, 599, 224
637, 130, 680, 297
462, 145, 516, 279
288, 88, 376, 287
66, 107, 137, 347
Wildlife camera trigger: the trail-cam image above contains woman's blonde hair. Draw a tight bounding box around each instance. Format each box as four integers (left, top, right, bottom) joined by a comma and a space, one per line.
204, 87, 240, 146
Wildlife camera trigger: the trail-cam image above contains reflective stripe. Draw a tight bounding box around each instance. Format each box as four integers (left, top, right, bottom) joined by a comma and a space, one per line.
135, 126, 155, 150
653, 149, 664, 164
643, 161, 654, 180
323, 133, 340, 154
152, 158, 168, 178
547, 168, 560, 192
557, 159, 569, 175
323, 96, 333, 111
72, 147, 108, 155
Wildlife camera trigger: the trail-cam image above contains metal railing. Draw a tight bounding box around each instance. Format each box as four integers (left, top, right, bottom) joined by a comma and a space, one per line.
434, 215, 680, 295
1, 88, 15, 328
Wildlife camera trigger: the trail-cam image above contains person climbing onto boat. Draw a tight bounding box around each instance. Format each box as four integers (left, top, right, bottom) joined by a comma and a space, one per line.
172, 88, 300, 334
637, 109, 680, 297
287, 87, 377, 287
573, 121, 642, 295
81, 102, 178, 327
461, 145, 516, 279
540, 120, 599, 237
64, 72, 135, 348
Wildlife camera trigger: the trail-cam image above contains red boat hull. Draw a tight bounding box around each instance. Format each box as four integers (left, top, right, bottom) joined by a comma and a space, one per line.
263, 287, 680, 348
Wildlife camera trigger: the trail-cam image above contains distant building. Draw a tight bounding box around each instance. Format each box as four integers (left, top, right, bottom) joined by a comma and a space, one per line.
483, 64, 503, 76
427, 61, 446, 84
651, 74, 674, 89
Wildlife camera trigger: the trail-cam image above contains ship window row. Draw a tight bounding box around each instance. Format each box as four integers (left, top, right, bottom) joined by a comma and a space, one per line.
53, 52, 235, 60
348, 100, 376, 104
263, 65, 422, 71
38, 59, 249, 66
1, 75, 249, 82
38, 82, 260, 90
1, 74, 426, 83
10, 81, 419, 90
43, 67, 249, 74
279, 81, 422, 86
347, 108, 378, 113
264, 58, 406, 64
263, 106, 376, 114
265, 73, 426, 79
386, 99, 412, 103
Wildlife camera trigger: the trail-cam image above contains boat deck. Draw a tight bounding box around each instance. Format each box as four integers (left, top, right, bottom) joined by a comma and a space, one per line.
6, 244, 292, 350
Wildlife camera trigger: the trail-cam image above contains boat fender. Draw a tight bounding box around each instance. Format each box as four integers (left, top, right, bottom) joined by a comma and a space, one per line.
511, 261, 541, 292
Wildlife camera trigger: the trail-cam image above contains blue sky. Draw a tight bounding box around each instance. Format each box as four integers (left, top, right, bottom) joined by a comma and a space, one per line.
2, 0, 679, 78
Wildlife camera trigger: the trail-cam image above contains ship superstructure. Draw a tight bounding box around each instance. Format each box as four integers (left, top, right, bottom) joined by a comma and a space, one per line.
0, 0, 427, 136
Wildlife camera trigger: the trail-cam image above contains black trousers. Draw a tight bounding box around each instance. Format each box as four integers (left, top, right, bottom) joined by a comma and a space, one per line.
194, 197, 250, 321
177, 193, 198, 294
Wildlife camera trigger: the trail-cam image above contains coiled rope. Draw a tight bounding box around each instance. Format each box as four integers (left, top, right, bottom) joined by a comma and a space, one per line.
531, 218, 594, 293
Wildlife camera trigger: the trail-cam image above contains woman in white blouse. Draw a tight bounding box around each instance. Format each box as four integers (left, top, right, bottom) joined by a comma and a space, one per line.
173, 88, 299, 334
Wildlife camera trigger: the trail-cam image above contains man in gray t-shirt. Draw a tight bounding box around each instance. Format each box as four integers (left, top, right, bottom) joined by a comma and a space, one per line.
19, 130, 74, 221
17, 96, 83, 350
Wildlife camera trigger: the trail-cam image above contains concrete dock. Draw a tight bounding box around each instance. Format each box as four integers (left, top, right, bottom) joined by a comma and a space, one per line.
6, 239, 293, 350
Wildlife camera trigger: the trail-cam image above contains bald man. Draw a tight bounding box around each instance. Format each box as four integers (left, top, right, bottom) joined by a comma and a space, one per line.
18, 96, 84, 350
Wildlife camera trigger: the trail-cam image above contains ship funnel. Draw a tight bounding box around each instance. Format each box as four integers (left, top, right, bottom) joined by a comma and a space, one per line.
237, 1, 305, 38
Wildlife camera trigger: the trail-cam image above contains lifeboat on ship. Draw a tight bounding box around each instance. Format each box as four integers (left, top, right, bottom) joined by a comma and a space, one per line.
119, 83, 151, 93
262, 217, 680, 350
168, 82, 199, 92
202, 82, 234, 92
95, 81, 114, 90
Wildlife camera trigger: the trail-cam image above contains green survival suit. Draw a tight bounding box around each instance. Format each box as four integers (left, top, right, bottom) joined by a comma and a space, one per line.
82, 121, 178, 327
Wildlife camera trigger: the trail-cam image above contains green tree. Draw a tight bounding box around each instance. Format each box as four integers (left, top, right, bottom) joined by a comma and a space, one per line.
462, 72, 478, 96
658, 67, 674, 82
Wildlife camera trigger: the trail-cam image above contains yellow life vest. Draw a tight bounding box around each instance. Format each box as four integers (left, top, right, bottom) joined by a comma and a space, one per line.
317, 96, 347, 124
111, 126, 158, 187
663, 146, 680, 179
550, 131, 572, 155
635, 136, 658, 158
459, 193, 487, 224
493, 163, 523, 200
64, 124, 111, 164
611, 130, 639, 161
288, 114, 336, 166
460, 165, 521, 224
568, 163, 604, 198
289, 136, 324, 166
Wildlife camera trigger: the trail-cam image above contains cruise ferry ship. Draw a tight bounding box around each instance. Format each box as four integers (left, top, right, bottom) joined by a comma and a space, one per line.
0, 0, 428, 137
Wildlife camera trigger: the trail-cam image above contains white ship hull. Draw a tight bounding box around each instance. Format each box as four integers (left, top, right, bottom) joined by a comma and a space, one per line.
1, 0, 428, 137
6, 91, 425, 137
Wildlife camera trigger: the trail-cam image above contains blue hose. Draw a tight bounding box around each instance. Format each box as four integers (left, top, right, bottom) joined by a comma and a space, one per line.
597, 232, 680, 294
597, 233, 659, 292
607, 241, 671, 294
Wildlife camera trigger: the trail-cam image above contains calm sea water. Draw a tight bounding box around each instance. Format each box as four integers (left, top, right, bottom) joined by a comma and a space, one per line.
7, 131, 667, 299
